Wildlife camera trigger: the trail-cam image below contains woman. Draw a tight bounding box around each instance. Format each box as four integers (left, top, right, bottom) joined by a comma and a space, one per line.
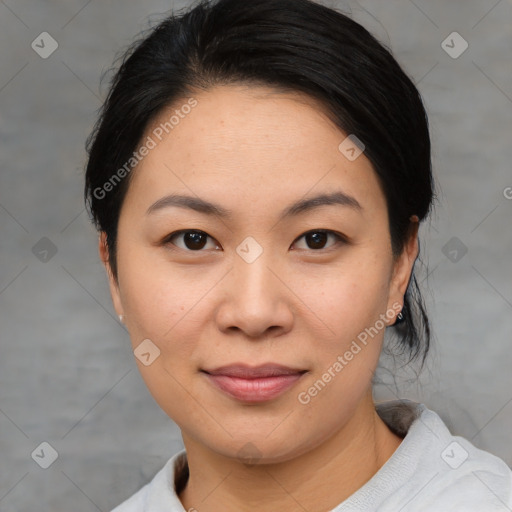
84, 0, 512, 510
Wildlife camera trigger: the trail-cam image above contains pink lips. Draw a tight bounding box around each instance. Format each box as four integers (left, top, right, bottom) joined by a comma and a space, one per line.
202, 364, 306, 402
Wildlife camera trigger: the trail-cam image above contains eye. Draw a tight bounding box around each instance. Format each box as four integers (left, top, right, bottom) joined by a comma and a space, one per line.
292, 229, 346, 251
164, 230, 220, 251
163, 229, 347, 252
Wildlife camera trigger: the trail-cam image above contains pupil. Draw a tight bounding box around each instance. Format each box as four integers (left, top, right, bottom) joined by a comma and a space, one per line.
308, 232, 327, 249
185, 232, 206, 250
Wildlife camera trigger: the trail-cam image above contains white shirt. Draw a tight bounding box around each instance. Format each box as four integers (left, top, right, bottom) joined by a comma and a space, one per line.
111, 400, 512, 511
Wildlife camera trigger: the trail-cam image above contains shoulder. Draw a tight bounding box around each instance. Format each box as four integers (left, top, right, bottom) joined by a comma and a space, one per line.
420, 430, 512, 510
110, 450, 187, 512
377, 401, 512, 510
110, 482, 148, 512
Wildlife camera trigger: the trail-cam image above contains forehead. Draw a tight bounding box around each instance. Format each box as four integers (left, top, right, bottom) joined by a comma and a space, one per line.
124, 85, 385, 217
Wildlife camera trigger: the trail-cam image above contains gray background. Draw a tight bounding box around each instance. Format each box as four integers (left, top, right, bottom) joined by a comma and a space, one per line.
0, 0, 511, 510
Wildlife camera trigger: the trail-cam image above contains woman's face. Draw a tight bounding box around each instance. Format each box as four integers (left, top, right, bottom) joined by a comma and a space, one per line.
101, 85, 417, 463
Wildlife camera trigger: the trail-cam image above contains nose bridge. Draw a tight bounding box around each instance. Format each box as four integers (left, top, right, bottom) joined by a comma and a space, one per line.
233, 235, 276, 299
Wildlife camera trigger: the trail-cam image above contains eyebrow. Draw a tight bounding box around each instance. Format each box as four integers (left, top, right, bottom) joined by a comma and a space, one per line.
145, 190, 362, 220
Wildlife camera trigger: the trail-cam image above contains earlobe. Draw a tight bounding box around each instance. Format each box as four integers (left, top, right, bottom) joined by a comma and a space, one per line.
387, 218, 420, 319
398, 218, 419, 296
98, 231, 109, 266
98, 232, 114, 280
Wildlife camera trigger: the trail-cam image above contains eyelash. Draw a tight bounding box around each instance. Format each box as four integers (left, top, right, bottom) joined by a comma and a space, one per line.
162, 229, 348, 253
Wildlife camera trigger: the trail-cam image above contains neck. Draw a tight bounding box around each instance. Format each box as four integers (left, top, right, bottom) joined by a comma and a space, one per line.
179, 392, 402, 512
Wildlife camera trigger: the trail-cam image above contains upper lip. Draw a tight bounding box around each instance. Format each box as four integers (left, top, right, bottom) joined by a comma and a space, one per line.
202, 364, 307, 379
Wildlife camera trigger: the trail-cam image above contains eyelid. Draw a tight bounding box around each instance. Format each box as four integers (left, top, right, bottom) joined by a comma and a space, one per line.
163, 229, 220, 250
291, 229, 348, 250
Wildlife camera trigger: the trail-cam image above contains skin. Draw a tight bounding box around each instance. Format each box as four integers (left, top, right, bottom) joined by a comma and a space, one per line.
99, 84, 419, 512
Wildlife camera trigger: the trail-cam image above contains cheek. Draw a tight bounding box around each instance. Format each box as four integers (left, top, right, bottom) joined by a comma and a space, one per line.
294, 251, 392, 387
301, 253, 392, 339
116, 250, 207, 423
117, 246, 205, 344
116, 247, 220, 402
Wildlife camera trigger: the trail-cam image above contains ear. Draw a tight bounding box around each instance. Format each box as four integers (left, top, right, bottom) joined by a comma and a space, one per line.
386, 217, 420, 319
98, 232, 124, 319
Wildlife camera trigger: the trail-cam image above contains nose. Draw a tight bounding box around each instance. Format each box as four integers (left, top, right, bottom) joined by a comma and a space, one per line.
214, 247, 294, 340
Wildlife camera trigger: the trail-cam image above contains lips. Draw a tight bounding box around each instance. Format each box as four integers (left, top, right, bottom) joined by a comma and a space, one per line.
202, 364, 307, 402
204, 364, 305, 378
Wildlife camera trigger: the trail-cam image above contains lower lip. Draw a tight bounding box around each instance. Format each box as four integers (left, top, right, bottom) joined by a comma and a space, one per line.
203, 372, 304, 402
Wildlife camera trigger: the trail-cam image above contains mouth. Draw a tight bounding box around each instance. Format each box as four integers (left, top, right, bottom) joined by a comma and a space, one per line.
201, 364, 308, 402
